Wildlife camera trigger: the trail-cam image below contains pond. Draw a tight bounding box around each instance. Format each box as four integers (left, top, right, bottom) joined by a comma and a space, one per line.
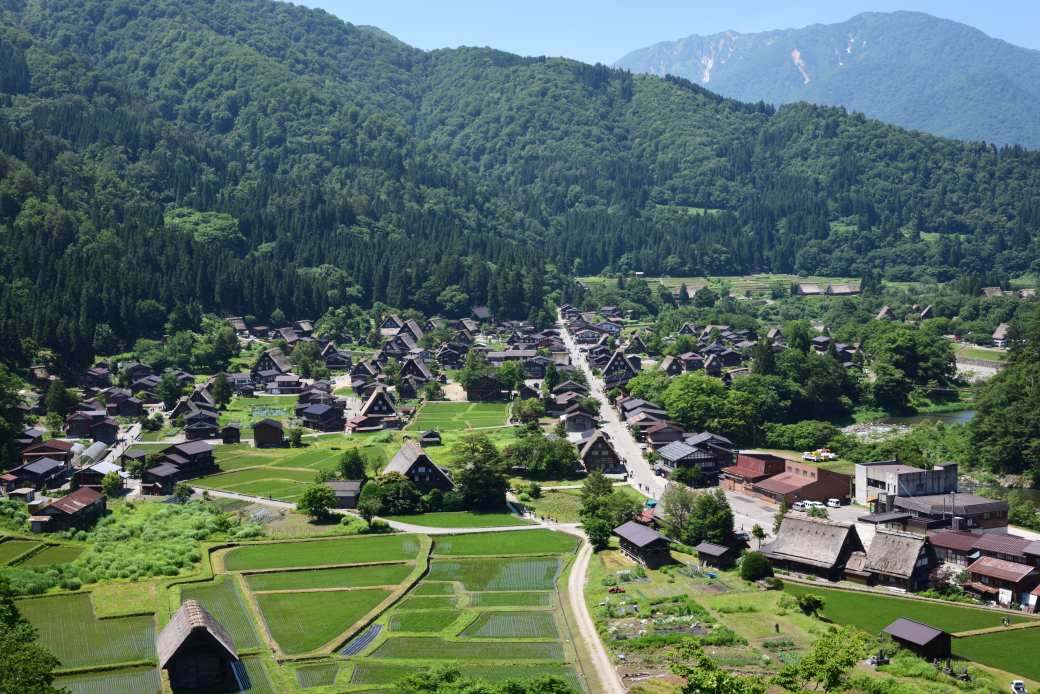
877, 410, 975, 426
958, 483, 1040, 508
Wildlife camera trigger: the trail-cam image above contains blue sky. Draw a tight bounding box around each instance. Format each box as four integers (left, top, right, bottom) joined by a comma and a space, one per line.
308, 1, 1039, 64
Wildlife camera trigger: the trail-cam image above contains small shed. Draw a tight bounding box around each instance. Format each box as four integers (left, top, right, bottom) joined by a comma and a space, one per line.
613, 520, 672, 569
881, 617, 950, 659
220, 424, 242, 445
157, 599, 239, 690
693, 541, 738, 569
325, 480, 363, 509
252, 419, 284, 448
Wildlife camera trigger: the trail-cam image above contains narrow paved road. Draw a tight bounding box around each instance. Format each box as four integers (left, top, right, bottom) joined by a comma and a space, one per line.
568, 540, 624, 694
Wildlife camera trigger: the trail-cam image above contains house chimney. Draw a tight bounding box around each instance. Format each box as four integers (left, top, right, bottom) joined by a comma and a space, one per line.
893, 451, 899, 462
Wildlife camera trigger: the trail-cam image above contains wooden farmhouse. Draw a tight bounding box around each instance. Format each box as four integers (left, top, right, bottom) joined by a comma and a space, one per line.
157, 599, 239, 690
383, 440, 454, 494
763, 516, 865, 581
613, 521, 672, 569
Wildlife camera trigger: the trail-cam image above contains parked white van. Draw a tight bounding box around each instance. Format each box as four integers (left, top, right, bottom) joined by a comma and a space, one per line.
827, 498, 841, 508
792, 501, 808, 512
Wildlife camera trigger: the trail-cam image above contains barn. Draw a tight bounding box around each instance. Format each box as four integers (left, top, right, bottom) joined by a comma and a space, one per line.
157, 599, 239, 690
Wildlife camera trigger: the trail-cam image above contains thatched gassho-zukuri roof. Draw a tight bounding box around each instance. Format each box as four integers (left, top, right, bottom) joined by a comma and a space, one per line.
768, 516, 861, 569
156, 599, 238, 669
863, 530, 926, 579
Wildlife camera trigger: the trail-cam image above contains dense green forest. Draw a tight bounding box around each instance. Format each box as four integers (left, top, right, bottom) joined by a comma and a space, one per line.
2, 0, 1040, 372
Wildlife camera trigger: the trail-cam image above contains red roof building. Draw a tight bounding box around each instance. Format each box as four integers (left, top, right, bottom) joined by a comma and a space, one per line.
722, 452, 786, 496
31, 487, 106, 533
963, 556, 1040, 606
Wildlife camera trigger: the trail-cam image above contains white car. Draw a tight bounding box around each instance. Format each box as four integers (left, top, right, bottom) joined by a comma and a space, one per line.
1012, 681, 1028, 694
810, 501, 826, 510
791, 501, 808, 512
827, 498, 841, 508
639, 443, 647, 452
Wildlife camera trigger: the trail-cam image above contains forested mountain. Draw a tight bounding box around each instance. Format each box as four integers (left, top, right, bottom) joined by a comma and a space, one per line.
613, 12, 1040, 150
2, 0, 1040, 372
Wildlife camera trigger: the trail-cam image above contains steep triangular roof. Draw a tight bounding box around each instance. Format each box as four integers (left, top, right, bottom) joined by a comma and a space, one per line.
156, 599, 238, 669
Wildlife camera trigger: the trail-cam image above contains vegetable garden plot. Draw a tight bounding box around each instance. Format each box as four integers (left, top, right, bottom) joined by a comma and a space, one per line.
181, 579, 260, 650
470, 592, 551, 607
350, 665, 427, 685
225, 535, 420, 571
296, 664, 340, 688
0, 540, 40, 564
433, 530, 579, 556
17, 594, 156, 669
256, 589, 390, 654
246, 564, 413, 592
369, 637, 564, 661
56, 668, 162, 694
461, 612, 559, 639
413, 582, 455, 596
427, 558, 561, 591
389, 611, 461, 632
460, 667, 583, 691
398, 596, 458, 610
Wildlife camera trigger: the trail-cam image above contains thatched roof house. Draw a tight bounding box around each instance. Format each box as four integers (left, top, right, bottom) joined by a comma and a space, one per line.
764, 516, 864, 580
157, 599, 239, 690
855, 530, 936, 591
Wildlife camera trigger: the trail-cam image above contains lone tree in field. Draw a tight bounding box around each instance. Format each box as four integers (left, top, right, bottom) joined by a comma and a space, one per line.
173, 483, 195, 503
297, 483, 336, 519
337, 448, 367, 481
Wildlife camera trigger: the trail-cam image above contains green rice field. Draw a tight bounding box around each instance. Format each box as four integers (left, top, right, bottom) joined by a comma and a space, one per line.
246, 564, 413, 592
350, 664, 427, 685
413, 582, 455, 596
18, 546, 84, 567
432, 530, 579, 556
460, 666, 583, 691
55, 668, 162, 694
236, 657, 277, 693
427, 558, 561, 591
257, 589, 391, 654
383, 510, 532, 528
411, 402, 509, 431
369, 637, 564, 661
389, 611, 461, 632
461, 612, 559, 639
470, 592, 552, 607
398, 596, 458, 610
296, 663, 341, 688
180, 579, 260, 650
0, 540, 41, 564
952, 629, 1040, 682
784, 584, 1035, 634
17, 594, 156, 670
224, 535, 421, 571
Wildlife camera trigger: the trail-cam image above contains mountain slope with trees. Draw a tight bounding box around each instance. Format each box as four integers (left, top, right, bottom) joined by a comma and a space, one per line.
612, 11, 1040, 149
2, 0, 1040, 373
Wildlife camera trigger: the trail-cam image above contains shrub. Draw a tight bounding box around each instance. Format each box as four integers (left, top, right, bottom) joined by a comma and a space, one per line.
739, 551, 772, 581
368, 519, 392, 534
601, 577, 618, 587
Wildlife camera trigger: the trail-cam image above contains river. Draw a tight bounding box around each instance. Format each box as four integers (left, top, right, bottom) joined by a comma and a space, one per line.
877, 410, 975, 426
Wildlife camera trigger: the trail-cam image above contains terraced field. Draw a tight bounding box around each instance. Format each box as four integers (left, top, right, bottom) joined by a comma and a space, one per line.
398, 596, 458, 610
55, 668, 162, 694
224, 536, 421, 571
369, 637, 564, 661
413, 582, 455, 595
257, 589, 391, 654
389, 611, 461, 632
384, 510, 532, 528
245, 564, 413, 592
427, 558, 561, 591
0, 540, 40, 564
295, 664, 341, 688
460, 666, 583, 690
410, 402, 509, 431
470, 592, 552, 607
432, 530, 579, 556
19, 546, 85, 567
180, 579, 260, 650
461, 612, 559, 639
350, 664, 427, 685
17, 594, 156, 670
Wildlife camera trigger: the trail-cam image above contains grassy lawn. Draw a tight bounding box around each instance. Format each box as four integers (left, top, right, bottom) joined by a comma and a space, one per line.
431, 529, 580, 556
257, 588, 391, 654
382, 510, 532, 528
784, 583, 1036, 634
524, 489, 583, 522
408, 402, 510, 432
224, 535, 421, 571
959, 347, 1008, 361
427, 557, 561, 591
952, 629, 1040, 682
245, 564, 413, 592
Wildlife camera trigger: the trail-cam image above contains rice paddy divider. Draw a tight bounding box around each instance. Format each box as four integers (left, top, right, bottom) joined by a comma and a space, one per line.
44, 658, 160, 677
240, 560, 412, 578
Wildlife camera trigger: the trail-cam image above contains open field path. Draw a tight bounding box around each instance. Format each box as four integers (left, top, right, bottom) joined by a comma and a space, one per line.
568, 540, 624, 694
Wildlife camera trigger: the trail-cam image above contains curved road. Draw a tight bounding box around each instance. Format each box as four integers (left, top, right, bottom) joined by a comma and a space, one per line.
569, 540, 625, 694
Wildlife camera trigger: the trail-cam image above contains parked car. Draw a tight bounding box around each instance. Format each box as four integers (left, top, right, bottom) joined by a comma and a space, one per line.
639, 443, 647, 452
810, 501, 826, 510
792, 501, 808, 512
1011, 681, 1027, 694
827, 498, 841, 508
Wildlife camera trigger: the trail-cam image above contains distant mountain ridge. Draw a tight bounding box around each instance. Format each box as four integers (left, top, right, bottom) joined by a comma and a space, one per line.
612, 11, 1040, 149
